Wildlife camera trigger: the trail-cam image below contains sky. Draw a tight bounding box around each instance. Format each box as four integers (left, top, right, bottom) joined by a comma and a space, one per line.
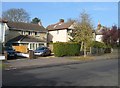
1, 2, 118, 28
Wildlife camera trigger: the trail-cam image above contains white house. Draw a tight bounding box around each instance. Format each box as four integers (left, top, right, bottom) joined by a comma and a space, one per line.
47, 19, 75, 43
0, 19, 8, 54
0, 19, 8, 44
95, 22, 108, 42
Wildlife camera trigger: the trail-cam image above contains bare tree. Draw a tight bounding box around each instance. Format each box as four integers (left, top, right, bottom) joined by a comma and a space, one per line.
67, 18, 76, 23
2, 8, 30, 23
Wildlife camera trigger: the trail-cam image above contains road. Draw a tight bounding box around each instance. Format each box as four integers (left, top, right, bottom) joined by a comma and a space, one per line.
2, 59, 118, 86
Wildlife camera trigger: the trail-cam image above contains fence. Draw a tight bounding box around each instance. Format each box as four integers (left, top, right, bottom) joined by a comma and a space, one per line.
13, 45, 28, 53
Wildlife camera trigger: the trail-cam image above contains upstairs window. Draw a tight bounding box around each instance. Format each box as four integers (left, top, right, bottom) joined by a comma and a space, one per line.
28, 31, 33, 35
35, 32, 37, 35
22, 31, 25, 35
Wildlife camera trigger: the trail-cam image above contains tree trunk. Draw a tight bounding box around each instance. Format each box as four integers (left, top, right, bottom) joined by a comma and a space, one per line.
84, 44, 86, 57
80, 41, 83, 51
90, 47, 92, 55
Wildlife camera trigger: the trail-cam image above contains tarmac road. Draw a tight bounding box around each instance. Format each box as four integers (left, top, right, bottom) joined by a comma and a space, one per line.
2, 59, 118, 86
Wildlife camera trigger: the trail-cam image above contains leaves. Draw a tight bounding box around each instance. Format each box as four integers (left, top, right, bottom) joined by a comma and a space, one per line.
102, 25, 118, 46
31, 17, 41, 24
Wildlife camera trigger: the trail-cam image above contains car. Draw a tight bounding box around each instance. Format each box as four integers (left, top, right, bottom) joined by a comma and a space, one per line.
4, 46, 17, 58
34, 47, 51, 56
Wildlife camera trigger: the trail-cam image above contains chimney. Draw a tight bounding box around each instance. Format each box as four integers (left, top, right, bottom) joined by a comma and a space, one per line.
38, 21, 42, 26
59, 19, 64, 23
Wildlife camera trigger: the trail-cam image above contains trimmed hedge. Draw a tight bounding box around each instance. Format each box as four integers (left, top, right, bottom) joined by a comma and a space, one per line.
53, 42, 80, 57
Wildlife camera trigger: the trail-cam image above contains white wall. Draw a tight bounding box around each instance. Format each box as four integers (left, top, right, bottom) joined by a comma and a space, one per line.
0, 23, 9, 43
95, 35, 103, 42
48, 29, 68, 43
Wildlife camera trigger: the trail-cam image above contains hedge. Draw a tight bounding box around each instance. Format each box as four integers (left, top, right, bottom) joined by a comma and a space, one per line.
91, 41, 106, 48
53, 42, 80, 57
91, 41, 112, 54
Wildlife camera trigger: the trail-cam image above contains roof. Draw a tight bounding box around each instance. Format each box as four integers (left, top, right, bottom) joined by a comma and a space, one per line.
47, 21, 74, 31
7, 21, 47, 32
0, 18, 8, 23
7, 35, 46, 43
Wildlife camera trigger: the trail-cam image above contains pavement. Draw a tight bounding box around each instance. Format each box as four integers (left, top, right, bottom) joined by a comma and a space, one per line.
3, 49, 118, 70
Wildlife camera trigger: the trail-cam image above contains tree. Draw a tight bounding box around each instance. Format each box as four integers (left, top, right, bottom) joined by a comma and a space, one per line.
31, 17, 41, 24
102, 25, 118, 47
72, 11, 94, 57
67, 18, 76, 23
2, 8, 30, 23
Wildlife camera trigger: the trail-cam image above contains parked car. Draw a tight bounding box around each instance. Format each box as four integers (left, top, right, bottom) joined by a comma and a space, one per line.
4, 46, 17, 58
34, 47, 51, 56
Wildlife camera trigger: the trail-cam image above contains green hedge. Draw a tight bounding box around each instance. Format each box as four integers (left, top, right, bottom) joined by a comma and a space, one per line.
91, 41, 112, 54
53, 42, 80, 57
91, 41, 106, 48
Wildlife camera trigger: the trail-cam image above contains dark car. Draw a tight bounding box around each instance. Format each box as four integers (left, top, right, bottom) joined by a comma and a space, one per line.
4, 46, 17, 58
34, 47, 51, 56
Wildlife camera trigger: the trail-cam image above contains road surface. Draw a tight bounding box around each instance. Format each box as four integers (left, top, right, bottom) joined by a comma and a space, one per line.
2, 59, 118, 86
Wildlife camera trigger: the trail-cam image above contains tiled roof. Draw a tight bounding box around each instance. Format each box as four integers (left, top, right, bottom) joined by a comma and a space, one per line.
47, 21, 74, 31
7, 35, 46, 43
7, 21, 47, 32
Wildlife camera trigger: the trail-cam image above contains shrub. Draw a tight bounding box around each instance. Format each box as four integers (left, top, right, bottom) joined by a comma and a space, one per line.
91, 41, 106, 48
91, 41, 112, 54
53, 42, 80, 57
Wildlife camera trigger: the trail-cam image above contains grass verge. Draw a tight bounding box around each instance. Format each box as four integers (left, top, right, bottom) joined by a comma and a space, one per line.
0, 62, 11, 69
68, 56, 95, 61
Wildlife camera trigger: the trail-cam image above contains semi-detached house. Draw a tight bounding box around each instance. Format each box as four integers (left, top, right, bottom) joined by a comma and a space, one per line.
0, 19, 47, 51
47, 19, 75, 43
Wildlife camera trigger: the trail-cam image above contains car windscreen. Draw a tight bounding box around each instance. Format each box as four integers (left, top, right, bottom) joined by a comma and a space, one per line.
36, 47, 45, 50
5, 47, 14, 50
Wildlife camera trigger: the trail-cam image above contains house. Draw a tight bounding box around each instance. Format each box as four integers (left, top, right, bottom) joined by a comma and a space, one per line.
46, 19, 75, 43
0, 19, 8, 43
0, 19, 8, 54
95, 22, 108, 42
0, 20, 47, 51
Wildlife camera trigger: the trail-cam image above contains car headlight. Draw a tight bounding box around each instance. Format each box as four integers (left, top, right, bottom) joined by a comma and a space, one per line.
39, 52, 44, 54
35, 52, 43, 54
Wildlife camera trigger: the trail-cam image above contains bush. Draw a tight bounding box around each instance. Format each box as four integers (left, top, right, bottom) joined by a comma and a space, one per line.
91, 41, 106, 48
104, 44, 112, 53
91, 41, 112, 54
53, 42, 80, 57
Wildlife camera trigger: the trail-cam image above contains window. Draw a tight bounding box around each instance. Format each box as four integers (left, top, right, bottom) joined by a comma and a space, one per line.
30, 44, 32, 49
33, 43, 34, 50
35, 32, 37, 35
39, 43, 44, 47
22, 31, 26, 35
28, 31, 33, 35
28, 31, 30, 35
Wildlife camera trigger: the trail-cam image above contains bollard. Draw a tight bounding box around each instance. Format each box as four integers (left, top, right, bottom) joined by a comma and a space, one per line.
29, 50, 35, 59
4, 51, 8, 61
